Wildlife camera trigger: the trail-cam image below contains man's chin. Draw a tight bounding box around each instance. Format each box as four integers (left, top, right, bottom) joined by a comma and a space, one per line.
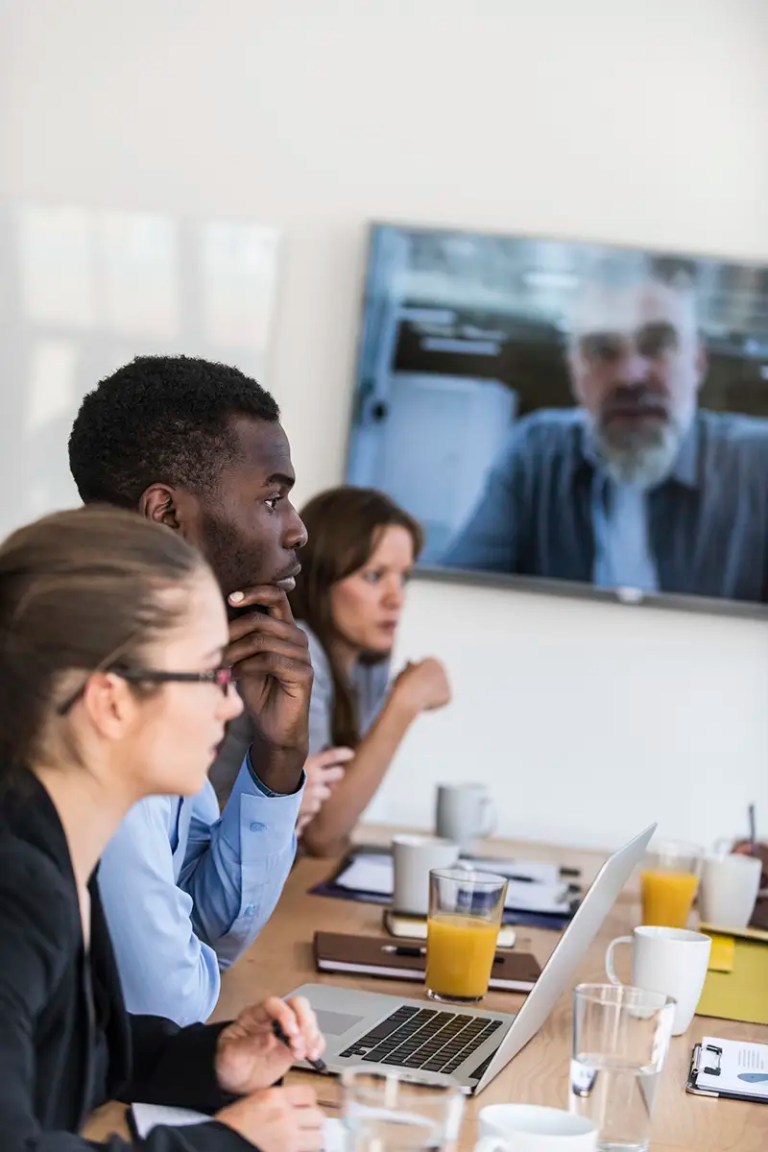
596, 423, 683, 489
273, 575, 296, 592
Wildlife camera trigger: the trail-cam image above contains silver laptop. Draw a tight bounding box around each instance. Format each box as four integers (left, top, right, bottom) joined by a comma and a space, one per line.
289, 823, 655, 1095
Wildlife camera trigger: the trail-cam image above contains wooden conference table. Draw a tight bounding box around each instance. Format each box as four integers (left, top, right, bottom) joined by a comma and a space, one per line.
85, 829, 767, 1151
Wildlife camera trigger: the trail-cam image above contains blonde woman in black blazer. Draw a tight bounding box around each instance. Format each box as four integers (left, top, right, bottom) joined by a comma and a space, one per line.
0, 508, 324, 1152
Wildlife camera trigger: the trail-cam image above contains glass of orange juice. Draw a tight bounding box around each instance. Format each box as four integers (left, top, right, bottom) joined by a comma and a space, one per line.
640, 840, 704, 928
426, 868, 508, 1002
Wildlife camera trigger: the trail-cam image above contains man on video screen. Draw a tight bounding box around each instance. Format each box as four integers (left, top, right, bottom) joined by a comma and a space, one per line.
442, 274, 768, 603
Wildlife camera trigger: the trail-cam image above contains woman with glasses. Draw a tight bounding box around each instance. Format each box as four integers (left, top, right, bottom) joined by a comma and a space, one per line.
289, 487, 451, 857
0, 506, 325, 1152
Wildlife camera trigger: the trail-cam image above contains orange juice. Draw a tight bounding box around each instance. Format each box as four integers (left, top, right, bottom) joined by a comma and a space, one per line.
640, 869, 698, 927
425, 913, 499, 1000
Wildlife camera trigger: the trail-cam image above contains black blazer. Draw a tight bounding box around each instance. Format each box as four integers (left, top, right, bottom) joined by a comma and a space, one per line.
0, 774, 251, 1150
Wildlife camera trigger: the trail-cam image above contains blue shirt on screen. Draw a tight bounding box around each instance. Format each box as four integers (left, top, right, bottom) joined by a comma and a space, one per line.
97, 721, 302, 1026
591, 478, 660, 593
442, 408, 768, 603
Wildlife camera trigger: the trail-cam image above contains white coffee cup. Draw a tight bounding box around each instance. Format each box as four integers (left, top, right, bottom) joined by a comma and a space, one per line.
605, 925, 711, 1035
699, 852, 761, 929
435, 783, 495, 849
479, 1104, 597, 1151
391, 834, 460, 915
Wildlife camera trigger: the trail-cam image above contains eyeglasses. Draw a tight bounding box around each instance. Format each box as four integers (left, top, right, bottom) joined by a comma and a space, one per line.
57, 664, 234, 716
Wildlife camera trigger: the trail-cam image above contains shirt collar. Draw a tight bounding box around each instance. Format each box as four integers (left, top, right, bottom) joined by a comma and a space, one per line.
578, 411, 700, 490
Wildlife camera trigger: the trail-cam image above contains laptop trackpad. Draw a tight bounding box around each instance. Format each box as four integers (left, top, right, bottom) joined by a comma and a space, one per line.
315, 1009, 365, 1036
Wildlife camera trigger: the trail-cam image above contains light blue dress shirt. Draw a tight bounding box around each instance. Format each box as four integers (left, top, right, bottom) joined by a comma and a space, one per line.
98, 740, 302, 1027
592, 477, 660, 592
442, 410, 768, 603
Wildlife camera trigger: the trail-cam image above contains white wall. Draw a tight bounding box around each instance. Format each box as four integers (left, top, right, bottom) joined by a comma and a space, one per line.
3, 0, 768, 847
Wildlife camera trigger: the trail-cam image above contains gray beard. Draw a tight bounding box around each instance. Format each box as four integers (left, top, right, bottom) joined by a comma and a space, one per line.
594, 421, 684, 490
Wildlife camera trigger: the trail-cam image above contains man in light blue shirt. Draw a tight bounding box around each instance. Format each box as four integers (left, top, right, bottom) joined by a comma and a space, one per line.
444, 275, 768, 602
68, 356, 311, 1025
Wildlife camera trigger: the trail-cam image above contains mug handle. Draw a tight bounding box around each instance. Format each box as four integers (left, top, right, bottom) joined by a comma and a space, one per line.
605, 935, 633, 985
479, 792, 496, 838
473, 1138, 510, 1152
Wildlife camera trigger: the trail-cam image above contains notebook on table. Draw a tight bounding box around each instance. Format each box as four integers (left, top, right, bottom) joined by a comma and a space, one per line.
697, 923, 768, 1025
383, 907, 518, 947
314, 931, 542, 992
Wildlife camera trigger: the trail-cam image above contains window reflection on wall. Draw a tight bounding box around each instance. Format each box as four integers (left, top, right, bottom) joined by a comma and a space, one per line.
202, 222, 279, 347
97, 211, 180, 338
1, 203, 281, 535
19, 206, 95, 328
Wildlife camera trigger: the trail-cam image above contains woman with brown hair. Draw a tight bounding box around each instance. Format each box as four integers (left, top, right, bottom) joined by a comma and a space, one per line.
0, 506, 325, 1151
289, 487, 451, 857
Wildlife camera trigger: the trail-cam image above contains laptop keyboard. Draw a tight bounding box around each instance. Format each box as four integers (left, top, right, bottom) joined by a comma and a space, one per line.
338, 1005, 503, 1075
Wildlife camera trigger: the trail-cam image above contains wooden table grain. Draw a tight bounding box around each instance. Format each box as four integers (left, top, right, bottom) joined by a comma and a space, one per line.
84, 830, 768, 1150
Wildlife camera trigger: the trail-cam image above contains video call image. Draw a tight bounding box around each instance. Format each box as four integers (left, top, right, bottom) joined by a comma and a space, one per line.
345, 224, 768, 607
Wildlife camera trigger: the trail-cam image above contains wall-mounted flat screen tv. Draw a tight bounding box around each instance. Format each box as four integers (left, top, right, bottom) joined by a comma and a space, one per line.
345, 223, 768, 612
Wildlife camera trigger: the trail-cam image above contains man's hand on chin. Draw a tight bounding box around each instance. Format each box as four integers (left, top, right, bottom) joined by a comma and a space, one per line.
225, 586, 312, 793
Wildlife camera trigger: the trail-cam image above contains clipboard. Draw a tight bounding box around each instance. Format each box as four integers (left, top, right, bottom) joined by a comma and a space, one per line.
687, 1037, 768, 1105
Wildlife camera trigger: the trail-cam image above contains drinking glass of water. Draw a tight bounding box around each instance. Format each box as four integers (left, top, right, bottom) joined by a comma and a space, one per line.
341, 1068, 465, 1152
569, 983, 675, 1152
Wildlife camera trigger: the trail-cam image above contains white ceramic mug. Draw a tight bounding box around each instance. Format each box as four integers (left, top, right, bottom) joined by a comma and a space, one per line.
435, 783, 495, 849
479, 1104, 597, 1151
605, 925, 711, 1035
699, 852, 761, 929
391, 834, 460, 915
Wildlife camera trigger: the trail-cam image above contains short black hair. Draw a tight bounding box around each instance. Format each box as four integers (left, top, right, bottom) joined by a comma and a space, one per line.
69, 355, 280, 507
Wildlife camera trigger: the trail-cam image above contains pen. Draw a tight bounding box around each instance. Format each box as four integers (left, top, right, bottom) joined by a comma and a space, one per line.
272, 1019, 328, 1074
383, 944, 506, 965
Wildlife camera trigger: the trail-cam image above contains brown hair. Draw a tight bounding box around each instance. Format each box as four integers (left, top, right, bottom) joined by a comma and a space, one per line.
0, 506, 207, 782
289, 487, 423, 747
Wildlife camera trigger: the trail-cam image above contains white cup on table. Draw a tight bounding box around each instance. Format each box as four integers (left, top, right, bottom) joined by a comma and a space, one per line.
391, 834, 460, 915
699, 852, 762, 929
435, 783, 495, 849
605, 925, 711, 1035
479, 1103, 597, 1151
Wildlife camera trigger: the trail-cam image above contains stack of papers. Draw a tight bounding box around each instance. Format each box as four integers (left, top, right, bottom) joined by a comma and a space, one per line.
333, 852, 576, 916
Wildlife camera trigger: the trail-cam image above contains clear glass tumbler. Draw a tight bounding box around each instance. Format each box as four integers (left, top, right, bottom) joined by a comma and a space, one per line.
569, 983, 675, 1152
341, 1067, 465, 1152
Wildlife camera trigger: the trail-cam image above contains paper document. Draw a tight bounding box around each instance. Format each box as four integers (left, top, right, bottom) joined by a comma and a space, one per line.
131, 1103, 345, 1148
333, 853, 573, 914
130, 1104, 209, 1136
695, 1036, 768, 1100
334, 853, 393, 895
464, 857, 561, 885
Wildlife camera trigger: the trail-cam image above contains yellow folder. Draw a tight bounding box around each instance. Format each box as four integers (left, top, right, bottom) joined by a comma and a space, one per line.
696, 924, 768, 1025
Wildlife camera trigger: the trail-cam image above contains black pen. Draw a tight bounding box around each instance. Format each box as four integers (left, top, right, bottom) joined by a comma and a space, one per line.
383, 944, 506, 965
272, 1019, 328, 1073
